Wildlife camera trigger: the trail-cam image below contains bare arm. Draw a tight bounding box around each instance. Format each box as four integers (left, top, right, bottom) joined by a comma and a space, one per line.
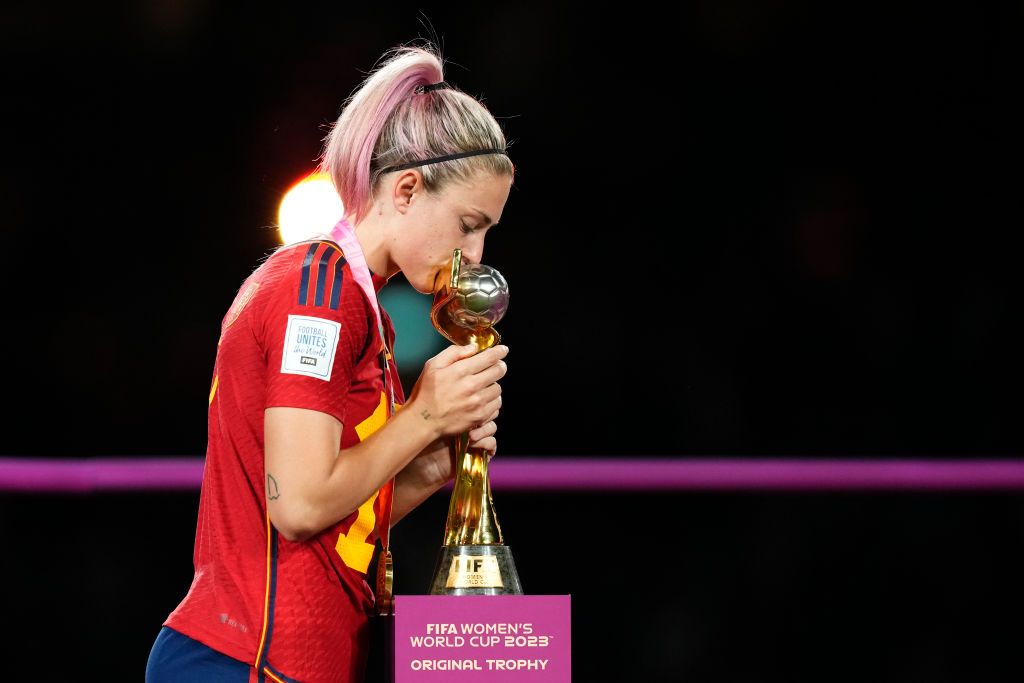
265, 343, 507, 541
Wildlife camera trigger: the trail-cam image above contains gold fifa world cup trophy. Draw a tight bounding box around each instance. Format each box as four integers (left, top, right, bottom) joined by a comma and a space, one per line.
428, 249, 523, 595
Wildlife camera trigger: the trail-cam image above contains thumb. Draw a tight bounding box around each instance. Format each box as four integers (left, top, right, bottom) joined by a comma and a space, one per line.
431, 342, 479, 368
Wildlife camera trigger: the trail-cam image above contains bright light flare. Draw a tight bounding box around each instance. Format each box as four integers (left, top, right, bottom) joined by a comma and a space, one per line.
277, 172, 343, 245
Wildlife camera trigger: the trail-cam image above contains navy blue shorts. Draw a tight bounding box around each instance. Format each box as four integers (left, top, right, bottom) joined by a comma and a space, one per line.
146, 626, 252, 682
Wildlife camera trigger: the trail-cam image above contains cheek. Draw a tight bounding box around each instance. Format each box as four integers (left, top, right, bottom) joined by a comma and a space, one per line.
396, 219, 454, 292
397, 247, 440, 294
420, 235, 457, 270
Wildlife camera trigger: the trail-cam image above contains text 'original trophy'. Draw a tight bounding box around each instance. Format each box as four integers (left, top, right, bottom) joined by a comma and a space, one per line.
428, 249, 523, 596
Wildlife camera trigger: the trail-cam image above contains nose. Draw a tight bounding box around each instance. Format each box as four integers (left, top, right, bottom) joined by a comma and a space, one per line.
460, 236, 485, 266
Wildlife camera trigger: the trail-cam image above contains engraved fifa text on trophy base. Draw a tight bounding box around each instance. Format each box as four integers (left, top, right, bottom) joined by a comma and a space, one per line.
430, 545, 523, 596
447, 555, 503, 589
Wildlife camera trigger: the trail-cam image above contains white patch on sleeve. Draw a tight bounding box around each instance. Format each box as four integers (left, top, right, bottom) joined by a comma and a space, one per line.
280, 314, 341, 381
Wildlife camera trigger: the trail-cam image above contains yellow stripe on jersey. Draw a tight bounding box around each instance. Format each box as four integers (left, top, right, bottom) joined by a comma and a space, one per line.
263, 667, 287, 683
333, 391, 391, 573
355, 391, 388, 440
335, 491, 379, 573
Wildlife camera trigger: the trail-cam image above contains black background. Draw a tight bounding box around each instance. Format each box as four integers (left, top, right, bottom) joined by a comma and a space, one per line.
3, 2, 1024, 681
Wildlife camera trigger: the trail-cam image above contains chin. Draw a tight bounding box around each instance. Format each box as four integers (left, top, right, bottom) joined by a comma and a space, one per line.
423, 267, 448, 295
402, 272, 431, 295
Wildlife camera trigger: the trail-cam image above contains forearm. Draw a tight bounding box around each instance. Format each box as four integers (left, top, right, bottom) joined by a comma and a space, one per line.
270, 405, 438, 541
318, 407, 437, 528
391, 462, 450, 525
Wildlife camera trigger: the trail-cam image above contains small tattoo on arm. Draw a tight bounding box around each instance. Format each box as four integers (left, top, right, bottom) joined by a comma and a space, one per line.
267, 474, 280, 500
420, 409, 431, 420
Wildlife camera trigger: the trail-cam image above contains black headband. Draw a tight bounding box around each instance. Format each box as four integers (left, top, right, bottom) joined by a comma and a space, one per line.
379, 81, 508, 174
414, 81, 450, 94
378, 148, 509, 174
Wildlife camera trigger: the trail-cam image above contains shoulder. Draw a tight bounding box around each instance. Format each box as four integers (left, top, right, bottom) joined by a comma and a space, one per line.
261, 240, 371, 320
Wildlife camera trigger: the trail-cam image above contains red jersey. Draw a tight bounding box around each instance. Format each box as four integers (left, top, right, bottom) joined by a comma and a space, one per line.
165, 239, 405, 683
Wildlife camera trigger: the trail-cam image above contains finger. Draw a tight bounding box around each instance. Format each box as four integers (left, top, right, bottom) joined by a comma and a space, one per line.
477, 394, 502, 421
465, 396, 501, 431
430, 343, 481, 369
455, 344, 508, 375
469, 435, 497, 456
473, 383, 502, 407
468, 420, 498, 442
472, 358, 508, 385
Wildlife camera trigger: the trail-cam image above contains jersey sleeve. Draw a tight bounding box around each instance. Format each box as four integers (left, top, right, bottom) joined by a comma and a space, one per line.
260, 242, 373, 425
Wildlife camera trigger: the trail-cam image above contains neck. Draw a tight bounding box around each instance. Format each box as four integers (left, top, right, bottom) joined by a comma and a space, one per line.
353, 219, 393, 278
329, 215, 394, 279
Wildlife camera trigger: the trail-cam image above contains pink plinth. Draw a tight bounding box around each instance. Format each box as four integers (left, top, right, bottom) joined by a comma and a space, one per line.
393, 595, 571, 682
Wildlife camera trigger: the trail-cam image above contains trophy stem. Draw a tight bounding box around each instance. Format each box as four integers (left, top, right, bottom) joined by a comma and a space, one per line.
430, 429, 522, 596
442, 436, 504, 546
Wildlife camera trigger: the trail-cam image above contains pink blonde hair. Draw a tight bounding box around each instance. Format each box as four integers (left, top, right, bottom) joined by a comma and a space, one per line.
318, 42, 514, 225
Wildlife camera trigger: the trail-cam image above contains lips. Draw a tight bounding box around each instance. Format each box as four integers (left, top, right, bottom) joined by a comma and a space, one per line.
431, 265, 448, 294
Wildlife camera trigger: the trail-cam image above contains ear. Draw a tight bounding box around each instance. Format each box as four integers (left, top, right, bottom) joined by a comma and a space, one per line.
392, 170, 423, 216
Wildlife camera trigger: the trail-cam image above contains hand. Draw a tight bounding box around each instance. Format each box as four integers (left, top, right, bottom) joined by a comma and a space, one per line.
402, 420, 499, 490
406, 343, 507, 440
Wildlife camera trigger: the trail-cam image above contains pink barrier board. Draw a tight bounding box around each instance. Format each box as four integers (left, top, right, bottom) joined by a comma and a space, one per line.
393, 595, 571, 682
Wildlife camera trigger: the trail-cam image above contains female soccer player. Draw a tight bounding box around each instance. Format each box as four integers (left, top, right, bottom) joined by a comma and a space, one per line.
146, 41, 514, 683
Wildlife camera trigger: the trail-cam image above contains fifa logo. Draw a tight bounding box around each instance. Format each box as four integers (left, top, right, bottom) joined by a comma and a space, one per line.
453, 557, 486, 573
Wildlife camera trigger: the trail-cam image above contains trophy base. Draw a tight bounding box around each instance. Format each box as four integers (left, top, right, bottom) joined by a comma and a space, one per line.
429, 545, 523, 596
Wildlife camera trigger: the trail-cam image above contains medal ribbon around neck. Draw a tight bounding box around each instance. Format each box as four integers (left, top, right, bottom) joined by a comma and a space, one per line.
329, 217, 396, 615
